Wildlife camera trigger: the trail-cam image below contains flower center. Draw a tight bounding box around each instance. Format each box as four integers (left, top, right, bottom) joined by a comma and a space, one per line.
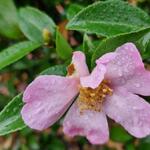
78, 80, 113, 112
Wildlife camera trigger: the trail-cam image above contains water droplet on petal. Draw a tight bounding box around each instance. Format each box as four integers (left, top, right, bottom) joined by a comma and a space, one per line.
118, 71, 122, 77
135, 83, 140, 88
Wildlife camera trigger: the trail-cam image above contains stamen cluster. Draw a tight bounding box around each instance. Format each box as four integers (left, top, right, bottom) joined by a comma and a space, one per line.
78, 80, 113, 112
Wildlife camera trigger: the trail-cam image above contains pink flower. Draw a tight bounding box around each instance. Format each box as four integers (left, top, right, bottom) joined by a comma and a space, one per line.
21, 43, 150, 144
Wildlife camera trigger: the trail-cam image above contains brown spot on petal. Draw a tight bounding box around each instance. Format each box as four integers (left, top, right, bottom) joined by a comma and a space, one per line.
67, 64, 75, 76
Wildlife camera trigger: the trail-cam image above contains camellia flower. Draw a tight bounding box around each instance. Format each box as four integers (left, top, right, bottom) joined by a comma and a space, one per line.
21, 43, 150, 144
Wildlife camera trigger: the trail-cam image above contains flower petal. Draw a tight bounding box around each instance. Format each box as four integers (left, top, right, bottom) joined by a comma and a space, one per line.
72, 51, 89, 77
98, 43, 144, 86
96, 52, 117, 65
123, 70, 150, 96
21, 75, 79, 130
80, 63, 106, 89
63, 102, 109, 144
104, 87, 150, 138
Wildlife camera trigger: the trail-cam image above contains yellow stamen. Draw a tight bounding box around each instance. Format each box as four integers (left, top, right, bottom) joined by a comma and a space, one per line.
78, 80, 113, 112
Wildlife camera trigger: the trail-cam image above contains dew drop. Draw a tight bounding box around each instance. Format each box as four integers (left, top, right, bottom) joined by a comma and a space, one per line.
135, 83, 140, 88
118, 71, 122, 77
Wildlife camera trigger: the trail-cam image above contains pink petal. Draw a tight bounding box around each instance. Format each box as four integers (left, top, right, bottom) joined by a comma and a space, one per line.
101, 43, 144, 85
104, 87, 150, 138
80, 63, 106, 89
63, 102, 109, 144
72, 51, 89, 77
96, 52, 117, 65
21, 75, 79, 130
123, 69, 150, 96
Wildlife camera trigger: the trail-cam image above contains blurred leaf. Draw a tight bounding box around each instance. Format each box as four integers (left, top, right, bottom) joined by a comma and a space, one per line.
83, 34, 95, 68
67, 3, 83, 20
67, 0, 150, 37
83, 34, 94, 53
0, 0, 22, 39
0, 41, 41, 70
110, 125, 133, 143
91, 27, 150, 68
125, 143, 135, 150
56, 29, 73, 59
19, 6, 56, 43
40, 65, 67, 76
49, 138, 65, 150
137, 135, 150, 150
0, 94, 26, 136
137, 32, 150, 59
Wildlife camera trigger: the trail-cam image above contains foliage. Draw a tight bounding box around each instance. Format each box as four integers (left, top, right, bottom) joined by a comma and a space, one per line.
0, 0, 150, 149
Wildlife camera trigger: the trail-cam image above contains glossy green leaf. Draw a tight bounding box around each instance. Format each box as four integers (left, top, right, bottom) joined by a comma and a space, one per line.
67, 3, 83, 20
0, 0, 22, 39
0, 65, 67, 135
40, 65, 67, 76
19, 6, 56, 43
56, 29, 73, 59
91, 27, 150, 68
0, 94, 26, 136
67, 0, 150, 37
110, 125, 133, 143
0, 41, 41, 70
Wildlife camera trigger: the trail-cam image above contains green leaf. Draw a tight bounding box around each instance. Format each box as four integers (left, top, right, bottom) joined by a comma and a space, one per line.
0, 0, 22, 39
67, 0, 150, 37
67, 3, 83, 20
0, 65, 67, 135
0, 94, 26, 136
83, 34, 94, 53
137, 32, 150, 59
125, 143, 135, 150
40, 65, 67, 76
110, 125, 133, 143
49, 138, 66, 150
83, 34, 95, 68
91, 27, 150, 68
137, 135, 150, 150
0, 41, 41, 70
19, 6, 56, 43
56, 29, 73, 59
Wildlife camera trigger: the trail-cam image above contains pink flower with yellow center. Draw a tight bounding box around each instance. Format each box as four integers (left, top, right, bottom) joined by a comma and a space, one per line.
21, 43, 150, 144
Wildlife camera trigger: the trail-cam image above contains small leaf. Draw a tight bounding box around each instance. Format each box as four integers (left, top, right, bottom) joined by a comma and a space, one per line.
83, 34, 95, 68
83, 34, 94, 53
0, 94, 26, 136
110, 125, 133, 143
91, 27, 150, 68
56, 29, 73, 59
67, 3, 83, 20
0, 0, 22, 39
19, 6, 56, 43
137, 32, 150, 59
67, 0, 150, 37
40, 65, 67, 76
0, 41, 41, 70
